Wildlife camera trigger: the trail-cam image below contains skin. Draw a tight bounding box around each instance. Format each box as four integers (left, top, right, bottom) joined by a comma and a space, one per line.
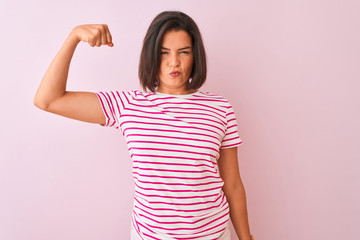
156, 29, 197, 95
158, 30, 254, 240
33, 24, 110, 125
218, 147, 253, 240
33, 24, 254, 240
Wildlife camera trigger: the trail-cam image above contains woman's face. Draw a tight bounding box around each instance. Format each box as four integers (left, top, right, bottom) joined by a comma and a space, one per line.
157, 30, 193, 93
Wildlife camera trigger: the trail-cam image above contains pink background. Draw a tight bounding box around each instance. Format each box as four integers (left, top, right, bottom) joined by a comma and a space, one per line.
1, 0, 359, 239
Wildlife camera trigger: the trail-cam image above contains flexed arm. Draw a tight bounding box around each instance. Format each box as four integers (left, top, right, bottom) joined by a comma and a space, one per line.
33, 24, 114, 125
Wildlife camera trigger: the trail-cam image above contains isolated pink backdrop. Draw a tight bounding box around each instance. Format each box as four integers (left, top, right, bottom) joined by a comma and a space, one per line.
0, 0, 359, 239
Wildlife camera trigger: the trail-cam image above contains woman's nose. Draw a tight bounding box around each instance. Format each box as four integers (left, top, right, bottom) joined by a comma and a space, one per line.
169, 54, 180, 67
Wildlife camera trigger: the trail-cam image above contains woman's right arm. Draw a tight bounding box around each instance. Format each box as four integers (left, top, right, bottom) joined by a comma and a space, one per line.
33, 24, 114, 125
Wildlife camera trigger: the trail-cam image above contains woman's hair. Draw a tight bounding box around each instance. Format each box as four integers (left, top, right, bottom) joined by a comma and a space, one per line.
139, 11, 207, 93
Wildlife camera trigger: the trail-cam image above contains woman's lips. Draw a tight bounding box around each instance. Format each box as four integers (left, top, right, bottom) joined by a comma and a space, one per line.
170, 71, 180, 77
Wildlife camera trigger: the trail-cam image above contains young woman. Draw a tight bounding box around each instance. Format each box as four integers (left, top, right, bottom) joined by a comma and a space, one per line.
34, 11, 254, 240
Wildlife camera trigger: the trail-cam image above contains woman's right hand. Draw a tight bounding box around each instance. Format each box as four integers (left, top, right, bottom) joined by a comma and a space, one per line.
71, 24, 114, 47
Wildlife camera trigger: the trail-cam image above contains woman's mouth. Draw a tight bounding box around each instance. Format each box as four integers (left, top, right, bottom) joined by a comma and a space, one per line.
170, 71, 181, 77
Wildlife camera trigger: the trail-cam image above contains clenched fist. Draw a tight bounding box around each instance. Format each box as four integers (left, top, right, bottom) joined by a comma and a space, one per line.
71, 24, 114, 47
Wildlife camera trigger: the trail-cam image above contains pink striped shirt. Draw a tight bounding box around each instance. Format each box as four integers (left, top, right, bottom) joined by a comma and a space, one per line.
96, 89, 243, 240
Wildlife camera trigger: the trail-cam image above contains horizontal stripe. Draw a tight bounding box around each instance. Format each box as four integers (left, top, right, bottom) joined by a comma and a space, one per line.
97, 89, 243, 239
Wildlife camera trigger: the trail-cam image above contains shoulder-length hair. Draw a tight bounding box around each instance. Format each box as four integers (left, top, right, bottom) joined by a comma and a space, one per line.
139, 11, 207, 93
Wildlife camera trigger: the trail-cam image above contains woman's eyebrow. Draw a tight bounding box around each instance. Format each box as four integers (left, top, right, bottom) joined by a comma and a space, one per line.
161, 46, 192, 50
178, 46, 192, 50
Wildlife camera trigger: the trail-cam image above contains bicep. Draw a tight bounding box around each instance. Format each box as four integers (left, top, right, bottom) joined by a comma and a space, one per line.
40, 91, 106, 125
218, 147, 242, 191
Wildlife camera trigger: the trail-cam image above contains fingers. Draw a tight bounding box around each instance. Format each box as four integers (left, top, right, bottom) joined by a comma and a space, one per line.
87, 24, 113, 48
101, 25, 107, 46
74, 24, 114, 47
87, 26, 98, 47
95, 26, 102, 47
98, 24, 113, 47
105, 25, 113, 47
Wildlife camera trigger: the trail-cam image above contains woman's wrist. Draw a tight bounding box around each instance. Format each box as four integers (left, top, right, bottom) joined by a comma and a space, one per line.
68, 29, 81, 44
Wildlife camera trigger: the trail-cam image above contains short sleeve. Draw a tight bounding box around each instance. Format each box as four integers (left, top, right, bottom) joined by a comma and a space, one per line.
220, 101, 244, 149
95, 90, 125, 129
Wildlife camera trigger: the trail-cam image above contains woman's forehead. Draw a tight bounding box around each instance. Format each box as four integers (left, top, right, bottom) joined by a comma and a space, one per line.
161, 30, 192, 48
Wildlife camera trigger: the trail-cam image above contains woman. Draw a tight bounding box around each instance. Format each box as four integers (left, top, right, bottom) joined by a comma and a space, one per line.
34, 11, 254, 240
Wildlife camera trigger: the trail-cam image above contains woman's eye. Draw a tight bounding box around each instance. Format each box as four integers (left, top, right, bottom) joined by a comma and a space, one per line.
180, 51, 190, 54
161, 52, 168, 55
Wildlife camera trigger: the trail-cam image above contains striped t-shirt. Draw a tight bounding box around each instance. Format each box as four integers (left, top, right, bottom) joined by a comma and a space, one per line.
95, 89, 243, 240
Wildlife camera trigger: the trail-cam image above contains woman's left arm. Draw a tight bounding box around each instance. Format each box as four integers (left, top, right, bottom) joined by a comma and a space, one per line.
218, 147, 254, 240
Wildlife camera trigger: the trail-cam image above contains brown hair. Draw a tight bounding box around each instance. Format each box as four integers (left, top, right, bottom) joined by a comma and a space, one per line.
139, 11, 207, 93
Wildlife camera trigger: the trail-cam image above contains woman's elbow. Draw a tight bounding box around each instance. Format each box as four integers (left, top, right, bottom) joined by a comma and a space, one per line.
33, 96, 49, 110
